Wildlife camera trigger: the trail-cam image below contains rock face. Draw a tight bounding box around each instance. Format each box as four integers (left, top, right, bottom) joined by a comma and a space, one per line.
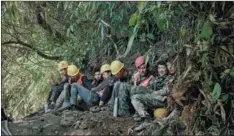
6, 109, 135, 135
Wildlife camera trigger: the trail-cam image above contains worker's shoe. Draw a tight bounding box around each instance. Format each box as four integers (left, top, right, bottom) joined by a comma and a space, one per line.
142, 116, 152, 122
134, 114, 151, 122
70, 105, 78, 111
134, 122, 152, 132
133, 113, 142, 122
48, 102, 55, 109
99, 101, 104, 107
133, 113, 139, 118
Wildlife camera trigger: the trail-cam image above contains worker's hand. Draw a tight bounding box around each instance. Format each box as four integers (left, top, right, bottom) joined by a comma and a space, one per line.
168, 76, 174, 83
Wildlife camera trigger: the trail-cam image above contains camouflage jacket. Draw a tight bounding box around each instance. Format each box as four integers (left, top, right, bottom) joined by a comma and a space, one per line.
152, 74, 171, 91
130, 74, 169, 95
151, 73, 177, 101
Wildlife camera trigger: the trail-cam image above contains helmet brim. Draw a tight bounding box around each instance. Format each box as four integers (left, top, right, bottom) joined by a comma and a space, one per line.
112, 63, 124, 75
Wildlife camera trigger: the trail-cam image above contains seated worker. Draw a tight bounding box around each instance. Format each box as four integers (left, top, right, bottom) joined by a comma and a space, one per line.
108, 56, 154, 117
92, 68, 103, 87
91, 64, 116, 106
45, 61, 69, 112
132, 56, 154, 87
131, 61, 170, 121
155, 59, 178, 124
55, 64, 94, 110
68, 65, 100, 109
107, 60, 132, 117
152, 58, 177, 97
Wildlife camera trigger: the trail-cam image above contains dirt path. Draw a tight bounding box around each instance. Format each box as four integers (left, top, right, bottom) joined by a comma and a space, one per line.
6, 110, 136, 135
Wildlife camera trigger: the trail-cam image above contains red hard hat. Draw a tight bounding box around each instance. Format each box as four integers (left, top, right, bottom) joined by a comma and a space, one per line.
135, 56, 145, 68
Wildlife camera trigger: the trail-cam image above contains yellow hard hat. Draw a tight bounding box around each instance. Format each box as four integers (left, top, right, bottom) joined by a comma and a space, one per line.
153, 108, 168, 119
110, 60, 124, 75
100, 64, 111, 74
58, 61, 69, 70
67, 65, 79, 76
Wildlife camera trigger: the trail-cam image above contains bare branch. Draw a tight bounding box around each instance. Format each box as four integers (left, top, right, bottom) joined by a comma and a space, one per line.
2, 40, 62, 60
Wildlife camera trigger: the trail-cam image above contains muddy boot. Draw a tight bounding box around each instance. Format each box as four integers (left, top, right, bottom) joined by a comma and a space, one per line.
142, 115, 152, 122
48, 102, 55, 109
44, 103, 52, 113
99, 101, 104, 107
133, 113, 139, 118
51, 106, 70, 115
134, 121, 152, 132
134, 114, 151, 122
70, 105, 85, 111
133, 113, 142, 122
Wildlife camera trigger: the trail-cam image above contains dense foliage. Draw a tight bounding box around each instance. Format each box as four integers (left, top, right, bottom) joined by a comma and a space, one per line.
1, 1, 234, 134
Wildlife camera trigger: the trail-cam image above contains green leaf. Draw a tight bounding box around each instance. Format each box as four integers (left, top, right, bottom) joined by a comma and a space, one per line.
69, 25, 74, 33
146, 33, 155, 40
138, 1, 145, 12
180, 28, 186, 37
154, 11, 167, 30
200, 21, 213, 39
129, 13, 138, 26
144, 50, 150, 65
89, 42, 95, 57
230, 67, 234, 77
124, 24, 139, 57
212, 83, 221, 103
221, 94, 229, 102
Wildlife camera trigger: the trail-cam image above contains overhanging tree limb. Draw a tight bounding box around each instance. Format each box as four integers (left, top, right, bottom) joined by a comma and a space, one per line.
2, 40, 62, 60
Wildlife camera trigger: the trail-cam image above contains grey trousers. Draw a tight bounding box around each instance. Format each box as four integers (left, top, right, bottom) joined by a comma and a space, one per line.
55, 83, 71, 108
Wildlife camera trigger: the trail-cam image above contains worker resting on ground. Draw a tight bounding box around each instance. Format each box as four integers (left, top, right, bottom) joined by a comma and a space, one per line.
131, 61, 171, 121
152, 58, 177, 98
91, 64, 116, 106
55, 64, 95, 110
45, 61, 69, 112
152, 57, 179, 123
108, 56, 155, 117
107, 60, 132, 117
91, 69, 103, 87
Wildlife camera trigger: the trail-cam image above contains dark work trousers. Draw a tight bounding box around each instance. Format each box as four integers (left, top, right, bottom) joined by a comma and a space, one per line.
46, 86, 63, 104
100, 86, 113, 104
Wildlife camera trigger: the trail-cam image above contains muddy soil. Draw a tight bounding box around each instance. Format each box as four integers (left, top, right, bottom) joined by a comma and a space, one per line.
6, 109, 136, 135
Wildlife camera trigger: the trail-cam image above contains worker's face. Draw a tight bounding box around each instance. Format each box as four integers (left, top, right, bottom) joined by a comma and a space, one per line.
69, 75, 77, 83
158, 64, 167, 77
166, 62, 176, 74
102, 71, 111, 79
94, 72, 101, 81
138, 64, 147, 76
59, 68, 67, 76
115, 69, 124, 79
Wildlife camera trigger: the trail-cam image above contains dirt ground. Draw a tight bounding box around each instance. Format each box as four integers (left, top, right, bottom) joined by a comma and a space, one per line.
5, 109, 137, 135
